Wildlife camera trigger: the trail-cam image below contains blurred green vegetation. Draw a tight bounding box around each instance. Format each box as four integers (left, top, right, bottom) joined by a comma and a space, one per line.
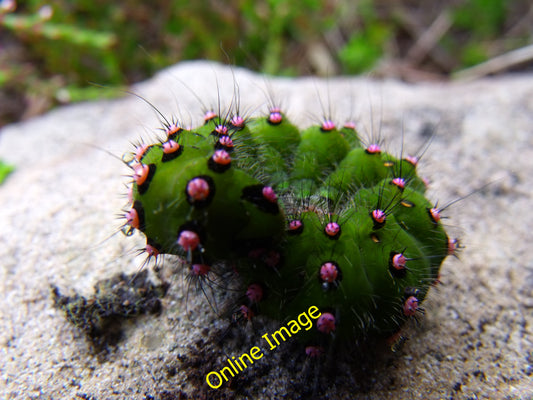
0, 0, 531, 126
0, 159, 14, 183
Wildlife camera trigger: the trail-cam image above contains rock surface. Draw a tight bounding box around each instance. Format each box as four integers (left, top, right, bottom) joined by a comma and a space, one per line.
0, 61, 532, 399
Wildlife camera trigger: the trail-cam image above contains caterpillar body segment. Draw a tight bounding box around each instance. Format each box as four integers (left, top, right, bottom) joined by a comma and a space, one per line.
289, 125, 350, 185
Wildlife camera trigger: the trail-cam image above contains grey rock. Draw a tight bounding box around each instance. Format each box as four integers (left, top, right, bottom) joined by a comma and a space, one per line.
0, 61, 532, 399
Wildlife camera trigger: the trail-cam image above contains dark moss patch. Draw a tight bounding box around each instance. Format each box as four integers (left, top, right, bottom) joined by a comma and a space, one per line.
52, 269, 168, 353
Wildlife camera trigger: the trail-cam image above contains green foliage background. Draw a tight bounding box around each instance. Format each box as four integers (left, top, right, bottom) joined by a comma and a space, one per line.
0, 0, 531, 126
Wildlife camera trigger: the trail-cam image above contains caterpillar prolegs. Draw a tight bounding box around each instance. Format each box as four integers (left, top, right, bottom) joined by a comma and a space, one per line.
121, 93, 456, 355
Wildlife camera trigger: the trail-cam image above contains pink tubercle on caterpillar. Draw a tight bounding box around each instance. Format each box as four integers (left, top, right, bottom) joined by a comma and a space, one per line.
191, 263, 210, 276
177, 230, 200, 251
405, 155, 419, 167
428, 207, 441, 223
288, 219, 303, 235
186, 177, 211, 202
319, 262, 339, 283
391, 252, 407, 271
392, 177, 406, 190
371, 209, 386, 225
212, 150, 231, 166
165, 122, 181, 137
448, 237, 461, 256
133, 163, 150, 186
262, 186, 278, 203
343, 121, 356, 130
389, 252, 408, 278
324, 222, 341, 239
218, 135, 234, 149
204, 110, 217, 122
317, 312, 336, 334
162, 139, 180, 154
246, 283, 264, 303
145, 243, 160, 258
215, 124, 228, 136
125, 208, 140, 229
366, 143, 381, 155
321, 119, 336, 131
134, 144, 150, 162
230, 115, 245, 128
268, 111, 283, 125
403, 296, 419, 316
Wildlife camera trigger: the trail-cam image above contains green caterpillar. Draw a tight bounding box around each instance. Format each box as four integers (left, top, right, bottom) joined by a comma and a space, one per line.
122, 99, 455, 354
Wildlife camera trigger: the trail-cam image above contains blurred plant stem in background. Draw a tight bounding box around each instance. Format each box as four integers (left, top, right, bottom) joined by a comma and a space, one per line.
0, 159, 14, 184
0, 0, 531, 126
